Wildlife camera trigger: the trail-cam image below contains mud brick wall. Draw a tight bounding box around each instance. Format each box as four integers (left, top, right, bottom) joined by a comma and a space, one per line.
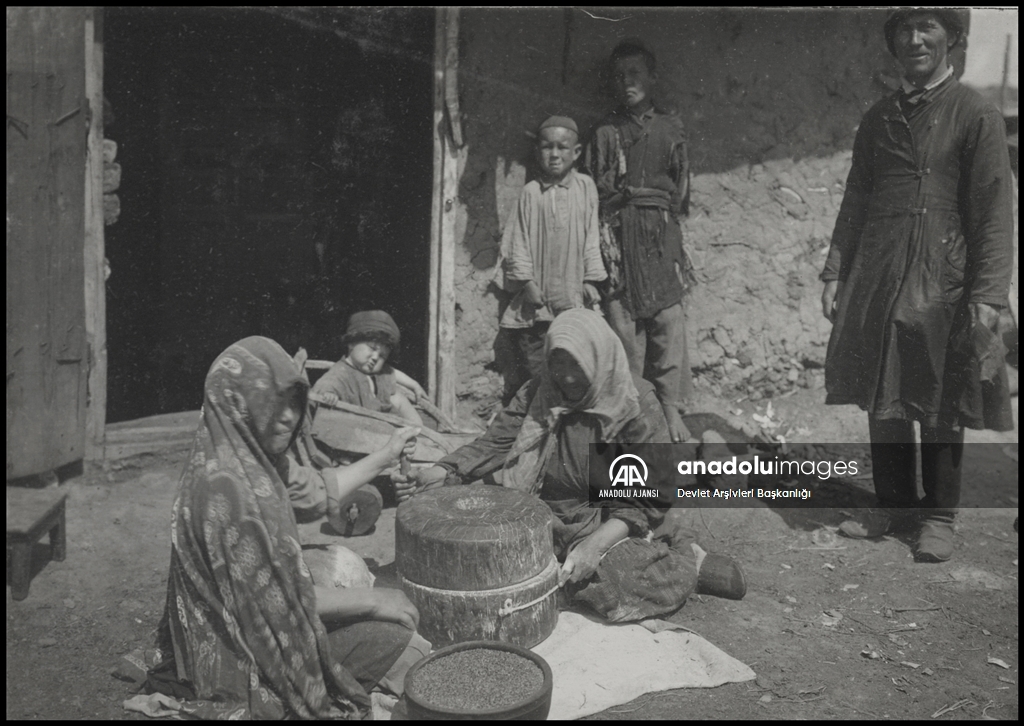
450, 8, 968, 420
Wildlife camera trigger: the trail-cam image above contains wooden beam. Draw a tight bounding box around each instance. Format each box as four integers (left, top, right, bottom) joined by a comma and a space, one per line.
84, 7, 106, 459
428, 7, 461, 422
443, 11, 463, 150
427, 7, 446, 404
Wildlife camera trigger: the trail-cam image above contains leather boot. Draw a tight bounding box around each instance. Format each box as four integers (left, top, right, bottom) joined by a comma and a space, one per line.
695, 553, 746, 600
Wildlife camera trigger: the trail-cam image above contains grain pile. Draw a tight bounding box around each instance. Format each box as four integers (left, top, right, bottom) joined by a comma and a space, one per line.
412, 649, 544, 711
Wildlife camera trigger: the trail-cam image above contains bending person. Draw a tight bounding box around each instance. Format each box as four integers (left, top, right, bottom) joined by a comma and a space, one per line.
396, 309, 744, 623
148, 336, 427, 719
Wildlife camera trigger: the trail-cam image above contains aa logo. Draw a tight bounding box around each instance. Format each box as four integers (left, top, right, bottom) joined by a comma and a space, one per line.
608, 454, 648, 487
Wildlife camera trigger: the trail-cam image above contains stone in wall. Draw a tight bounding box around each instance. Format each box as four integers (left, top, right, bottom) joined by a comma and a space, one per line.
103, 139, 120, 226
103, 194, 121, 226
102, 138, 117, 164
102, 162, 121, 194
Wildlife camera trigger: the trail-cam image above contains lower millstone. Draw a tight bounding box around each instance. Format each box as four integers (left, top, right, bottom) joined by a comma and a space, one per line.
401, 557, 560, 648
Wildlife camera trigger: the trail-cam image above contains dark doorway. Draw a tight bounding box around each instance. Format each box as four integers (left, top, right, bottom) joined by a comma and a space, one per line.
104, 7, 434, 422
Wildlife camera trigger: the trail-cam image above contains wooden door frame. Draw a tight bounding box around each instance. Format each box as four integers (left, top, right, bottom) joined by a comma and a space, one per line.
84, 7, 106, 459
86, 7, 454, 447
428, 7, 461, 422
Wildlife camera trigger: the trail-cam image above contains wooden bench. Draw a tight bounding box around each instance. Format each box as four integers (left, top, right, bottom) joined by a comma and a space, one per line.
6, 487, 68, 600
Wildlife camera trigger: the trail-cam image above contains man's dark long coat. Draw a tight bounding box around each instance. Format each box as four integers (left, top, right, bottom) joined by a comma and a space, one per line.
822, 77, 1015, 431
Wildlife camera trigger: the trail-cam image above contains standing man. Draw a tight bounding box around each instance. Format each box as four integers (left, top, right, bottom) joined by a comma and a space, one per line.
821, 9, 1014, 561
585, 40, 695, 443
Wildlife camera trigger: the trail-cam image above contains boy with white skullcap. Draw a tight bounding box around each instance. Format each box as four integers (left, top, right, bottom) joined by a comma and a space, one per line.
497, 115, 607, 403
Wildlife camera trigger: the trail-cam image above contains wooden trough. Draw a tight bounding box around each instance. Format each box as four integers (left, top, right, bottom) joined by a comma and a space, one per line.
309, 396, 477, 463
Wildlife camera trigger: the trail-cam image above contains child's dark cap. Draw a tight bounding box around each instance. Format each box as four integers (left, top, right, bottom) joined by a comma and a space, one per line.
538, 115, 579, 136
342, 310, 400, 354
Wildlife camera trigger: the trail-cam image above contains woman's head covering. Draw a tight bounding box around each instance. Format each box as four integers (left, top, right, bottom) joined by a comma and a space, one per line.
159, 336, 369, 719
503, 309, 641, 492
342, 310, 400, 355
203, 336, 308, 458
544, 309, 640, 432
883, 8, 967, 56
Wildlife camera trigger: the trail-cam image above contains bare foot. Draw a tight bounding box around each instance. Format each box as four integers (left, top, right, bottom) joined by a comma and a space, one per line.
690, 542, 708, 573
664, 405, 691, 443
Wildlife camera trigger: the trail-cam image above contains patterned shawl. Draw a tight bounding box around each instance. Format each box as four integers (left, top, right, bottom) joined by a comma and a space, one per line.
157, 336, 369, 719
503, 309, 641, 492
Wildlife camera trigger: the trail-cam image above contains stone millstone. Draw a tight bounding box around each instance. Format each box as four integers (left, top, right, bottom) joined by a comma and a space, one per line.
402, 558, 559, 649
396, 485, 558, 647
396, 485, 553, 590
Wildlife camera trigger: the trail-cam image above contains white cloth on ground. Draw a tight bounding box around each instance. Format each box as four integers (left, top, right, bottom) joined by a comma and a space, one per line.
531, 612, 756, 720
122, 693, 184, 719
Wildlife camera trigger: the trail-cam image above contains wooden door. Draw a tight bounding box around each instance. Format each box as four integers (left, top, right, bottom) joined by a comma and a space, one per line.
6, 7, 89, 478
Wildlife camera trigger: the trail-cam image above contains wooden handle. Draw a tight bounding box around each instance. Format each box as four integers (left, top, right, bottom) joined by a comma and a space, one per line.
397, 384, 483, 435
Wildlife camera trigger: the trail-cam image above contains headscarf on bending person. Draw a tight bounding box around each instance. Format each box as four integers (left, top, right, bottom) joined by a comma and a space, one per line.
156, 336, 370, 719
503, 309, 641, 492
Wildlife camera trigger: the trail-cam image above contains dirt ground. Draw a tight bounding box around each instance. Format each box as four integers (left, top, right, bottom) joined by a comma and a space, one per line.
6, 388, 1018, 721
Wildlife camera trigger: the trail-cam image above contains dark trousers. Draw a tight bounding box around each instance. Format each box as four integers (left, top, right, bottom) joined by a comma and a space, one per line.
868, 416, 964, 519
605, 298, 695, 409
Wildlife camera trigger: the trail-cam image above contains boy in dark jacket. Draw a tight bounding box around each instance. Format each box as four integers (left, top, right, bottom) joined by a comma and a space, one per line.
584, 40, 695, 443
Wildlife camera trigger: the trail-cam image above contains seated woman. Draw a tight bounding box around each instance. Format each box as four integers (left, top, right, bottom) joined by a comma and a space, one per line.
396, 309, 744, 624
148, 336, 428, 719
